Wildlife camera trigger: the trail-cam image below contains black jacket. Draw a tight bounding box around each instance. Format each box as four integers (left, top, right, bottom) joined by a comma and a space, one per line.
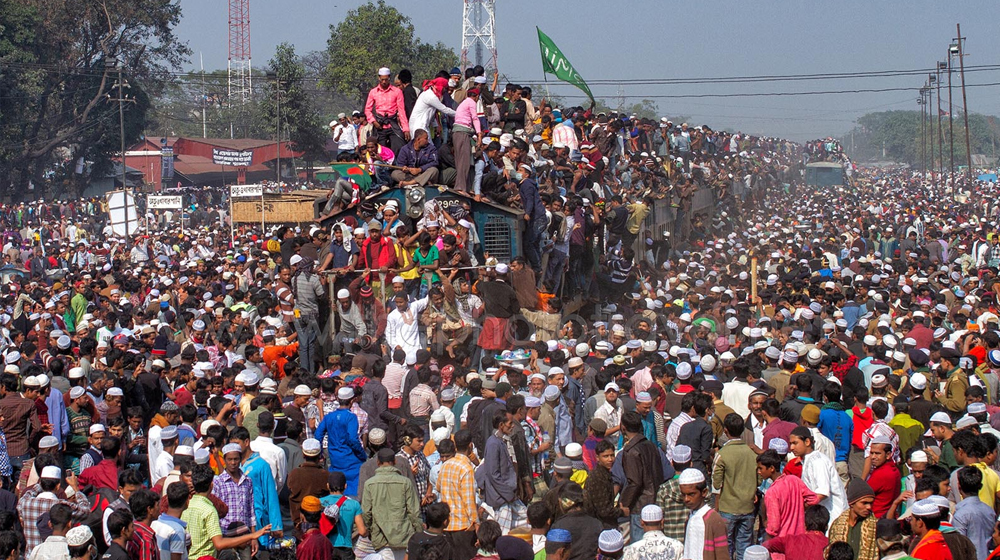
551, 509, 603, 560
619, 434, 664, 511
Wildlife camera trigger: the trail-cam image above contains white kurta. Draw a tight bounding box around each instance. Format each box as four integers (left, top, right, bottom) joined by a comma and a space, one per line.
409, 89, 456, 135
250, 436, 287, 490
385, 296, 430, 363
801, 450, 847, 525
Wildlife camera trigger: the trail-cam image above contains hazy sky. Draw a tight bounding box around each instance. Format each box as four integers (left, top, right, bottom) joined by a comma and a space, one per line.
175, 0, 1000, 141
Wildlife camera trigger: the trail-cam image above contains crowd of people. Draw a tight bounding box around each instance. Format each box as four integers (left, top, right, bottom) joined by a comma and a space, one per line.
2, 63, 1000, 560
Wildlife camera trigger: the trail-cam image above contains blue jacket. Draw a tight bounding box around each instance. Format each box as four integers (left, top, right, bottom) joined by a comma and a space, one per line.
818, 403, 853, 462
315, 409, 368, 494
476, 434, 517, 508
518, 178, 545, 221
243, 452, 283, 540
395, 140, 439, 172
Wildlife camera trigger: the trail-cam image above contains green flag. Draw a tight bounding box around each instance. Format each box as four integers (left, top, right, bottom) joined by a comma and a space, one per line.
328, 163, 372, 192
536, 27, 594, 103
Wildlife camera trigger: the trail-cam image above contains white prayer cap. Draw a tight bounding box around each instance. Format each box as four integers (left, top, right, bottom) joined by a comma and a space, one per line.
40, 465, 62, 479
678, 468, 706, 485
639, 504, 663, 522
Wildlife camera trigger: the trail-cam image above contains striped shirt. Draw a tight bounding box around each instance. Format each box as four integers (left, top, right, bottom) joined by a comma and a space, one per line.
128, 521, 158, 560
274, 280, 295, 322
409, 384, 439, 417
610, 255, 633, 284
0, 393, 40, 456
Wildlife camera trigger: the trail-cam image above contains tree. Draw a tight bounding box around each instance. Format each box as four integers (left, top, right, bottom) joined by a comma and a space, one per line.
840, 110, 1000, 166
322, 0, 459, 106
260, 43, 328, 166
0, 0, 190, 197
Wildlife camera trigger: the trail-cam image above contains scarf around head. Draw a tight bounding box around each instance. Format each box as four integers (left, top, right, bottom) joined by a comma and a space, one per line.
423, 77, 449, 97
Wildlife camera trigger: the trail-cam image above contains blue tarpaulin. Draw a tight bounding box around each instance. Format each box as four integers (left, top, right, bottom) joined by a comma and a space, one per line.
978, 173, 997, 182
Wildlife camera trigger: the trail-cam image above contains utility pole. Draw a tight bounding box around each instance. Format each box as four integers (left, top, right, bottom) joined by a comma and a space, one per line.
276, 85, 281, 184
106, 58, 135, 195
269, 73, 285, 185
948, 43, 956, 178
919, 88, 925, 173
927, 74, 934, 176
957, 23, 973, 181
937, 61, 946, 178
200, 53, 207, 138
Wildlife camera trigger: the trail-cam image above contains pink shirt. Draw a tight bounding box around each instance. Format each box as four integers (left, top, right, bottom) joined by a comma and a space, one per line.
763, 473, 820, 538
384, 361, 407, 399
630, 366, 652, 396
365, 85, 410, 133
454, 98, 482, 134
552, 123, 578, 151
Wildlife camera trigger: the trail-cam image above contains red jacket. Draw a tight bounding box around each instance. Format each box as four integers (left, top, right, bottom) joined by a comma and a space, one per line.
359, 237, 398, 281
851, 405, 874, 449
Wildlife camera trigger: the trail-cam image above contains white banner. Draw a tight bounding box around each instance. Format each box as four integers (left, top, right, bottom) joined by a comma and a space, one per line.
147, 195, 183, 209
106, 191, 140, 237
230, 184, 264, 197
212, 148, 253, 167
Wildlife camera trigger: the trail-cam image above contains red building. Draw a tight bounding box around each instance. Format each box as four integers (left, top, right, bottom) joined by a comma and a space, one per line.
123, 137, 303, 189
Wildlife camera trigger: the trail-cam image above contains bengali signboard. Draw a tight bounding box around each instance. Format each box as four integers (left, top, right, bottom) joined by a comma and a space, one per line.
230, 184, 264, 198
147, 195, 183, 209
212, 148, 254, 167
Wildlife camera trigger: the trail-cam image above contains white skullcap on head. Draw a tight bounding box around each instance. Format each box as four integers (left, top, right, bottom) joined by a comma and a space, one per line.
930, 411, 952, 424
302, 438, 322, 456
678, 468, 706, 485
66, 526, 93, 548
910, 499, 941, 517
640, 504, 663, 522
672, 444, 692, 463
598, 530, 624, 553
675, 362, 692, 380
222, 443, 243, 456
432, 426, 451, 444
337, 289, 351, 299
194, 448, 210, 465
378, 67, 391, 76
40, 465, 62, 479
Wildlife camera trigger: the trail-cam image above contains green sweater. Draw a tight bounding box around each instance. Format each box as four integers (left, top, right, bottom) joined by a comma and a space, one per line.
712, 439, 759, 515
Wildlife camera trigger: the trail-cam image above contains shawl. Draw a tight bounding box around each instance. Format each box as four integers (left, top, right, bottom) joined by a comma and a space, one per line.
829, 510, 878, 560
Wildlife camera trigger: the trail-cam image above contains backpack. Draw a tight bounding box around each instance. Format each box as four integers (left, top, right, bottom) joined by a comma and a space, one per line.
83, 487, 120, 553
319, 495, 349, 536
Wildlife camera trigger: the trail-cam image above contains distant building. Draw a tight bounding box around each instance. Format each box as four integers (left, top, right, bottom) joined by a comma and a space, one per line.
121, 137, 303, 189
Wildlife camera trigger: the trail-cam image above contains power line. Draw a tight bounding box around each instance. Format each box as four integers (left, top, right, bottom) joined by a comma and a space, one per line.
7, 61, 1000, 86
540, 81, 1000, 100
509, 64, 1000, 86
